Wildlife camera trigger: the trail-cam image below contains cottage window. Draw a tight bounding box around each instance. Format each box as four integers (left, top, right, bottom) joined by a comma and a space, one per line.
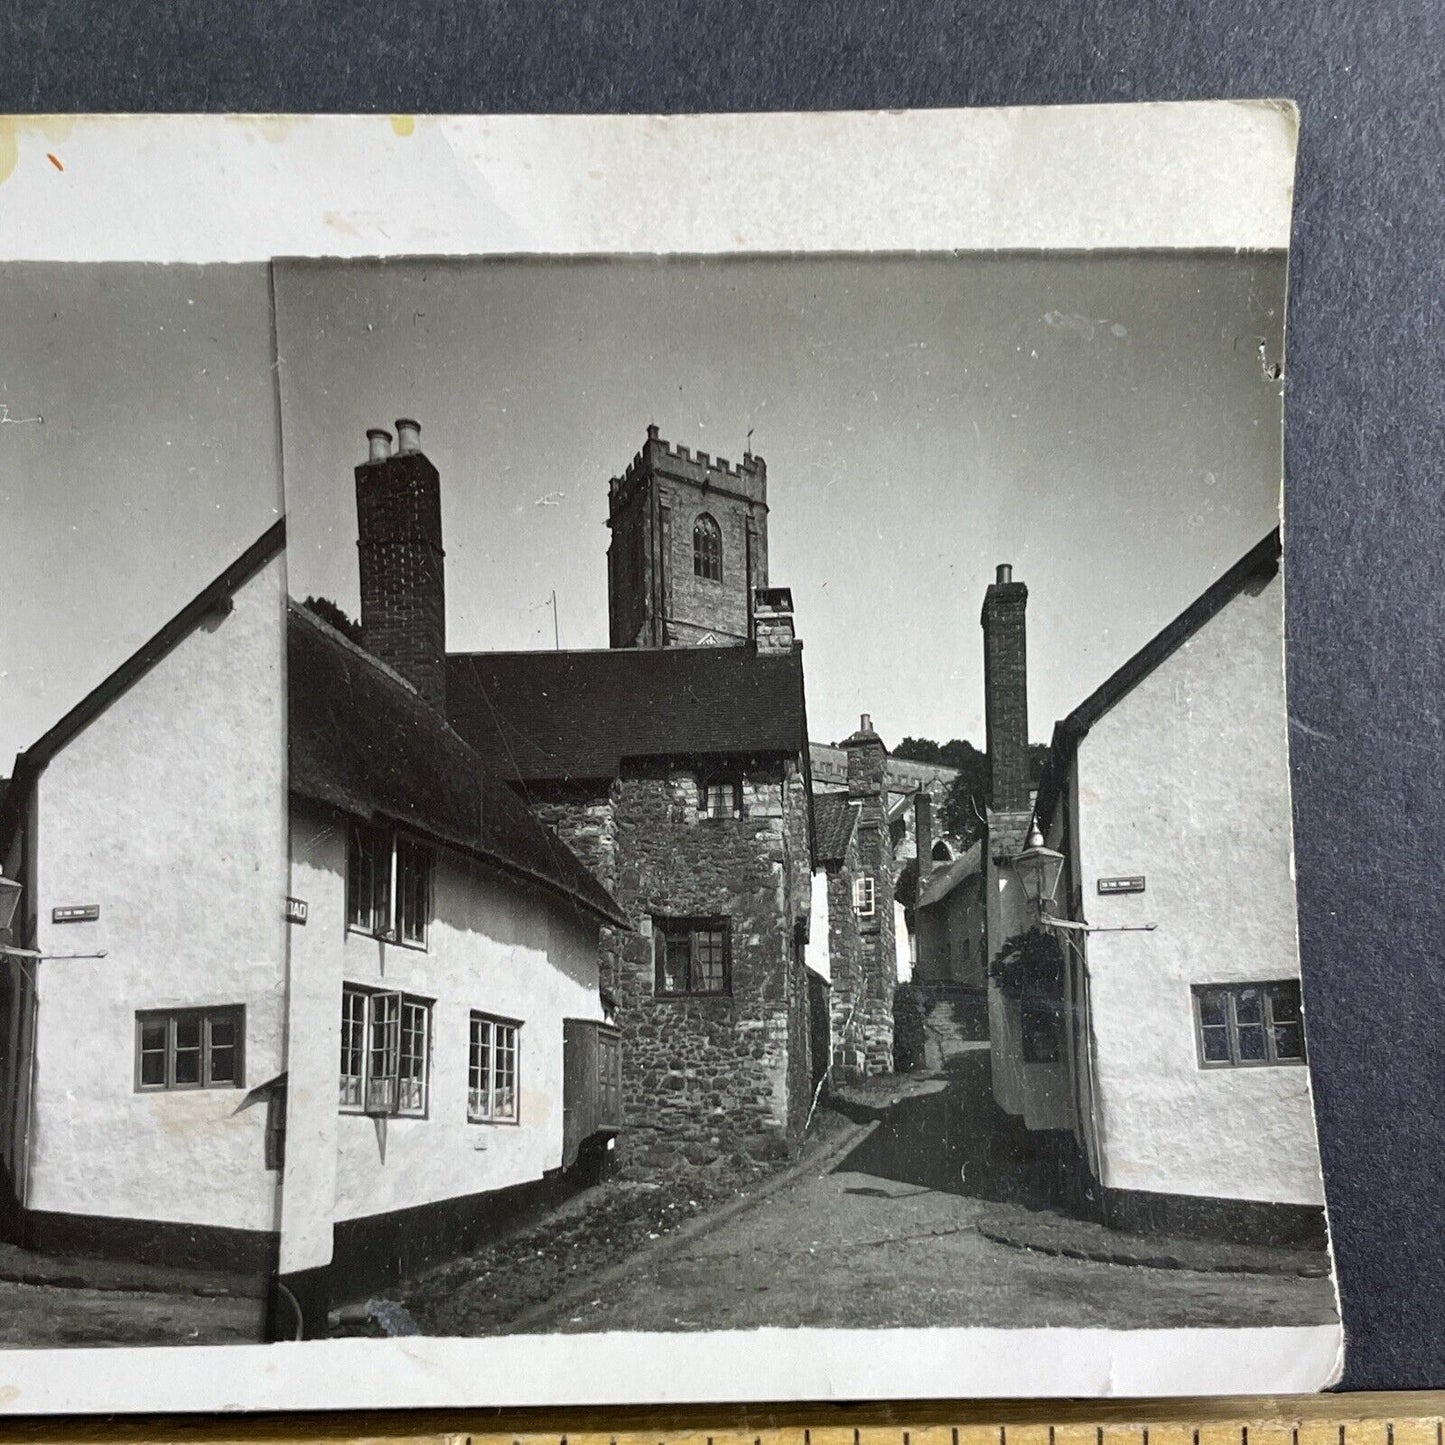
339, 983, 432, 1116
347, 824, 434, 948
348, 823, 390, 933
693, 514, 722, 582
468, 1013, 520, 1122
339, 985, 367, 1108
699, 779, 742, 819
655, 917, 731, 996
853, 875, 876, 919
135, 1007, 244, 1091
395, 837, 433, 946
1193, 981, 1306, 1068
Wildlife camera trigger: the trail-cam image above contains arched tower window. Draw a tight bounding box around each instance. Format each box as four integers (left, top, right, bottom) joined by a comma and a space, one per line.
693, 513, 722, 582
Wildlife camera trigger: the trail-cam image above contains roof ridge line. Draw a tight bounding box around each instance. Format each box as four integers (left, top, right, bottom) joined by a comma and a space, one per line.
288, 599, 421, 698
0, 517, 287, 858
1034, 526, 1282, 825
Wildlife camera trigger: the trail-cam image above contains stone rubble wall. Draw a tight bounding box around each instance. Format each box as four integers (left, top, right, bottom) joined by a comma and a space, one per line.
527, 761, 813, 1177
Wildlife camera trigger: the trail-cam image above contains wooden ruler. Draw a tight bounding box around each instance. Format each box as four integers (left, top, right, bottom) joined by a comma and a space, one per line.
0, 1395, 1443, 1445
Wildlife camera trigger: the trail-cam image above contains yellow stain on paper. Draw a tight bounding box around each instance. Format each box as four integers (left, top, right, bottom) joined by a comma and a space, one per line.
0, 114, 75, 185
390, 115, 416, 137
252, 114, 303, 143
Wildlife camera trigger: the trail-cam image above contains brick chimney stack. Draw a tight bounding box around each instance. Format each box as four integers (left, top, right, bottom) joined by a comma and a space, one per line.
914, 789, 935, 877
355, 419, 447, 710
981, 562, 1030, 812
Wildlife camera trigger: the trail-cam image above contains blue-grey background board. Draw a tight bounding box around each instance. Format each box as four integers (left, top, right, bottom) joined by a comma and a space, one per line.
2, 0, 1441, 1392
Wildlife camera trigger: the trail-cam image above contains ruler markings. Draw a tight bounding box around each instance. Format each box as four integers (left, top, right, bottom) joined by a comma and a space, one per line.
7, 1399, 1445, 1445
487, 1415, 1445, 1445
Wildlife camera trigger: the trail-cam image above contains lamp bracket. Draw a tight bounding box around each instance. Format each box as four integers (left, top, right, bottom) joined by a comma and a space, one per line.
1041, 918, 1156, 934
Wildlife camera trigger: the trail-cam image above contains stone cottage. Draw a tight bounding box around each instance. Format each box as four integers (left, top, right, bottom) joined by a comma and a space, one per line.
447, 647, 815, 1172
807, 718, 897, 1078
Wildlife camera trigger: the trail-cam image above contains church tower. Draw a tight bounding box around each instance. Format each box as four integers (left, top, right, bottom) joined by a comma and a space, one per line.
606, 424, 770, 648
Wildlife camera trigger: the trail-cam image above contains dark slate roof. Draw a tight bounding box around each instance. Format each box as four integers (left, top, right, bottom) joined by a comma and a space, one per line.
0, 519, 287, 859
445, 645, 808, 783
1035, 529, 1282, 825
917, 841, 983, 910
812, 792, 860, 865
288, 605, 628, 929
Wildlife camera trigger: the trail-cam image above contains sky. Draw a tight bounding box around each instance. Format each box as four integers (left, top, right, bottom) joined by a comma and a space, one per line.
0, 264, 283, 765
275, 254, 1286, 748
1, 253, 1285, 768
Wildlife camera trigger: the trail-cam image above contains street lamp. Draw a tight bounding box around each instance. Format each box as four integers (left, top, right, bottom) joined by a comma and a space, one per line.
1014, 823, 1065, 918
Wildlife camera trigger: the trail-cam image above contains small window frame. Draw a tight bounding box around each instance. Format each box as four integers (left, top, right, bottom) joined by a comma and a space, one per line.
347, 821, 391, 936
339, 984, 368, 1111
853, 874, 877, 920
134, 1006, 245, 1093
395, 836, 434, 948
468, 1011, 523, 1124
339, 982, 433, 1117
698, 777, 743, 820
654, 916, 732, 998
347, 823, 435, 951
1192, 980, 1307, 1069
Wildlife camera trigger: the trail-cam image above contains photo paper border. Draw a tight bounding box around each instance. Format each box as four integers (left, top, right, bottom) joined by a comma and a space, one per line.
0, 102, 1337, 1413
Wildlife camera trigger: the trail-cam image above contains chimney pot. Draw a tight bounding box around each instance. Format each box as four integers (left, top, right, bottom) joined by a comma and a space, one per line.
366, 428, 393, 463
996, 563, 1013, 585
646, 423, 660, 441
395, 418, 422, 455
861, 713, 872, 732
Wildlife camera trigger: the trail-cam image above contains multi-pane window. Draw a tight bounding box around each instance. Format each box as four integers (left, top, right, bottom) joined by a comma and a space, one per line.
655, 917, 730, 996
339, 984, 432, 1116
398, 998, 429, 1113
339, 986, 367, 1107
347, 824, 433, 947
348, 823, 390, 933
853, 875, 876, 919
395, 838, 432, 946
699, 779, 741, 819
468, 1013, 520, 1122
693, 514, 722, 581
136, 1007, 243, 1091
597, 1027, 623, 1126
1193, 981, 1306, 1068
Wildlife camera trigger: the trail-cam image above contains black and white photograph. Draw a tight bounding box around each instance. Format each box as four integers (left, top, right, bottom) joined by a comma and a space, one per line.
0, 107, 1342, 1408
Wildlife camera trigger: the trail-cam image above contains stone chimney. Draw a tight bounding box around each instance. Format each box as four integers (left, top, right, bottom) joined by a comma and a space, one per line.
981, 562, 1030, 812
843, 713, 887, 799
355, 418, 447, 710
914, 789, 935, 876
753, 586, 796, 652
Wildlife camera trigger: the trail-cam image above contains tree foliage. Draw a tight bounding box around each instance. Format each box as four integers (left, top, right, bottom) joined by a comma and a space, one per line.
988, 926, 1066, 1001
302, 595, 363, 645
893, 736, 1052, 845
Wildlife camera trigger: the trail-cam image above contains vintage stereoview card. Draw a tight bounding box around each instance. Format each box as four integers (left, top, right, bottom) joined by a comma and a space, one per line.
0, 108, 1339, 1411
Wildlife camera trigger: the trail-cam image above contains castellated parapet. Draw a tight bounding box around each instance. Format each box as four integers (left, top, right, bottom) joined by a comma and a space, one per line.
609, 424, 769, 513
